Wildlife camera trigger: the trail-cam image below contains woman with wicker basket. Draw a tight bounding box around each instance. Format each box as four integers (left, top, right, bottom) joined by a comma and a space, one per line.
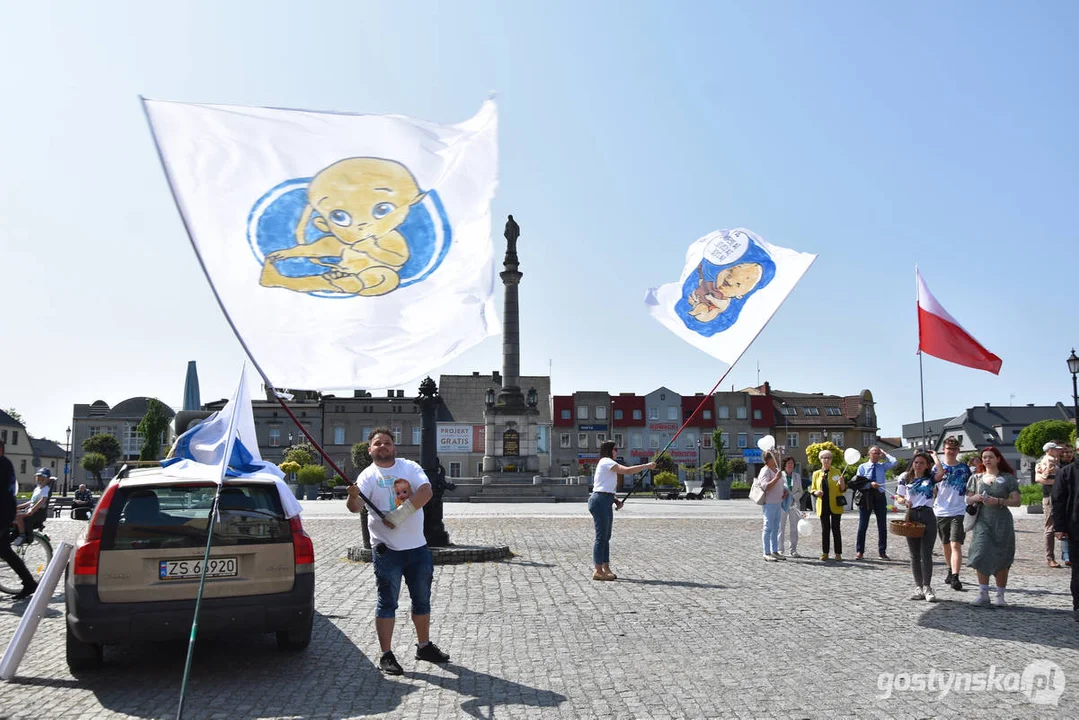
810, 450, 846, 561
895, 452, 940, 602
965, 446, 1021, 607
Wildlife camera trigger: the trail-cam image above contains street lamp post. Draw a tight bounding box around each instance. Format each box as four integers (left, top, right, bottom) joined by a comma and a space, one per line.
64, 425, 71, 497
1067, 349, 1079, 437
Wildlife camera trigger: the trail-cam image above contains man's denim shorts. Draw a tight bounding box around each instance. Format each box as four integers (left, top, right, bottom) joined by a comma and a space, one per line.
373, 544, 434, 618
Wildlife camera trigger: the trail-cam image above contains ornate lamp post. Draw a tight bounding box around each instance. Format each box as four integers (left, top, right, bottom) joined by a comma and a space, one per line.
416, 377, 451, 547
63, 425, 72, 498
1068, 349, 1079, 436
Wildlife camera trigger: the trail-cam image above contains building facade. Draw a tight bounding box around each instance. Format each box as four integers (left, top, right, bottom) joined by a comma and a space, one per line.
71, 398, 176, 488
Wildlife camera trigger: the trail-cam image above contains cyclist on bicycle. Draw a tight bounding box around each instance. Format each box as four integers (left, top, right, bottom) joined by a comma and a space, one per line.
1, 439, 37, 599
13, 468, 51, 547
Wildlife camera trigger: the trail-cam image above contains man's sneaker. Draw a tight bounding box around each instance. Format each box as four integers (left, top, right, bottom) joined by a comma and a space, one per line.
944, 572, 955, 586
11, 535, 25, 548
819, 554, 829, 561
771, 552, 786, 561
12, 582, 37, 600
378, 651, 404, 675
924, 586, 937, 603
788, 551, 801, 558
950, 575, 964, 591
879, 554, 891, 561
834, 554, 843, 562
855, 552, 864, 560
416, 642, 450, 664
970, 591, 990, 607
991, 593, 1007, 608
764, 554, 778, 562
909, 587, 925, 601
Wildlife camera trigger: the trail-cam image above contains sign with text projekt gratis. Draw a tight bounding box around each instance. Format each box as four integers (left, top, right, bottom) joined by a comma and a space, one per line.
437, 424, 474, 453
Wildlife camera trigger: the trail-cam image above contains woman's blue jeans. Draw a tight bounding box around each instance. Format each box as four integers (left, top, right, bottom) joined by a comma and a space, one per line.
589, 492, 615, 565
762, 502, 782, 555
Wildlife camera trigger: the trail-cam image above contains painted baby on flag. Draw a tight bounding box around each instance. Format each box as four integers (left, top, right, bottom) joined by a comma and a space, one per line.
143, 98, 499, 390
648, 228, 815, 363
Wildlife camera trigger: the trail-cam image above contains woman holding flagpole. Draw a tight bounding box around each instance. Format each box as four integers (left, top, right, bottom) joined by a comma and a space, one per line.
589, 441, 654, 581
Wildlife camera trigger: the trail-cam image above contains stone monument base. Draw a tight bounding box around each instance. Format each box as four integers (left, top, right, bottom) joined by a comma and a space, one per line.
347, 544, 511, 564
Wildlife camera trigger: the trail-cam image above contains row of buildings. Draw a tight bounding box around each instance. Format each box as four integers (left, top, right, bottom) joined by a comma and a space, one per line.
45, 373, 1074, 491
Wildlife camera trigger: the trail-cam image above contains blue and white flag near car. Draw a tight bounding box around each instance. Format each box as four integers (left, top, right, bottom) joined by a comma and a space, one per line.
162, 367, 303, 518
142, 98, 500, 390
646, 228, 816, 364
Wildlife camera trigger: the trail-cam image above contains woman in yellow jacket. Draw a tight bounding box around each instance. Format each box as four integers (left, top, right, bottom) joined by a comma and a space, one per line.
810, 449, 847, 561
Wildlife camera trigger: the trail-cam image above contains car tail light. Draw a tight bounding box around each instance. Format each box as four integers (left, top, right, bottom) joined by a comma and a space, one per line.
290, 516, 314, 566
73, 482, 118, 576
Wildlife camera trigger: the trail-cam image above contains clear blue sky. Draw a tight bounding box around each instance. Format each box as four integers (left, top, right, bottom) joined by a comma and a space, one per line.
2, 1, 1076, 447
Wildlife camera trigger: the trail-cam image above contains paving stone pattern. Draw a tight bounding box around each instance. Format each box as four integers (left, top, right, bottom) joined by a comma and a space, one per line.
1, 513, 1076, 719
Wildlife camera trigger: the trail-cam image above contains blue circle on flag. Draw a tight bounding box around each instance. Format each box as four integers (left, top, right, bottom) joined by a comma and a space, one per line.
675, 239, 776, 336
247, 179, 452, 298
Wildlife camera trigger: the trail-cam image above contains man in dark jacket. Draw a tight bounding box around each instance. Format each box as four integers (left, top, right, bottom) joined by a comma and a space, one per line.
1, 439, 38, 599
1052, 437, 1079, 621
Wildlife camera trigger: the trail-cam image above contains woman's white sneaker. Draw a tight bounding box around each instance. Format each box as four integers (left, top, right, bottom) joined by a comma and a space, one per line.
924, 586, 937, 603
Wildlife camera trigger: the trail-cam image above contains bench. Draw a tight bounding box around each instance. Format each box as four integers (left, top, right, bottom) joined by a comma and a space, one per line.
51, 496, 96, 520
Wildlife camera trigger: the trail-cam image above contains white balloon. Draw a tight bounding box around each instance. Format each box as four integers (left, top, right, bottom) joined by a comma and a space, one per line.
757, 435, 776, 452
843, 448, 862, 465
797, 517, 813, 537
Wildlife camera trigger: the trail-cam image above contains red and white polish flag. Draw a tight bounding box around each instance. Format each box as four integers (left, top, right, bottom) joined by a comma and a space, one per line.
916, 268, 1002, 374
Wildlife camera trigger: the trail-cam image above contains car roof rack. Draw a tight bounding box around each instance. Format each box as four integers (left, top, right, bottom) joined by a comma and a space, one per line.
115, 464, 131, 480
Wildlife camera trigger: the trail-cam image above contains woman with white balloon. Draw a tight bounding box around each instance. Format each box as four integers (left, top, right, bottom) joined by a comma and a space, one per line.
755, 437, 787, 562
811, 449, 847, 561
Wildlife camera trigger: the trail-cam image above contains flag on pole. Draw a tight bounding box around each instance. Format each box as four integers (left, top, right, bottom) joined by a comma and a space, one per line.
916, 268, 1002, 374
143, 98, 500, 390
162, 367, 303, 517
646, 228, 816, 363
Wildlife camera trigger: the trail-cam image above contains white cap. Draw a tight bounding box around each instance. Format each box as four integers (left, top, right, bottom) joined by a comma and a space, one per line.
1044, 441, 1064, 452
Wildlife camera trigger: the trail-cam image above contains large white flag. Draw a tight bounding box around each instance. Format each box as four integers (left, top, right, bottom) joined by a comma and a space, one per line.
162, 367, 303, 517
646, 228, 816, 363
143, 98, 500, 390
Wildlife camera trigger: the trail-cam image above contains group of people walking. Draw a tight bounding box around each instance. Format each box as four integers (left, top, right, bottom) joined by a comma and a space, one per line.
747, 438, 1036, 607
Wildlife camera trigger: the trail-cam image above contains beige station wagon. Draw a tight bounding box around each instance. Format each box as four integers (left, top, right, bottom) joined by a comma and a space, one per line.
64, 467, 315, 671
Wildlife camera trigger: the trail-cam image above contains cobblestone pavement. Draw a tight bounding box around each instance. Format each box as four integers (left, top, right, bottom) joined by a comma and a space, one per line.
1, 506, 1076, 719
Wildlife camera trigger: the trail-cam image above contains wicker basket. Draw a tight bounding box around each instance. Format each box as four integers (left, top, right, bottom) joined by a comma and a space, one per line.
889, 508, 925, 538
889, 519, 925, 538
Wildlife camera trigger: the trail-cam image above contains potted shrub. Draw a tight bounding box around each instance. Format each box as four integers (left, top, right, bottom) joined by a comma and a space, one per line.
296, 464, 327, 501
653, 470, 680, 499
712, 429, 732, 499
279, 460, 301, 498
1021, 483, 1044, 513
729, 481, 752, 500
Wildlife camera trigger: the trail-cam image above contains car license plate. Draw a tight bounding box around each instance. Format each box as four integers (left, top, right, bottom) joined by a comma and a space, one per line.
159, 557, 238, 580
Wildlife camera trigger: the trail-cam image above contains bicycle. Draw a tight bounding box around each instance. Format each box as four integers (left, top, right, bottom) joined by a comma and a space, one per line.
0, 525, 54, 595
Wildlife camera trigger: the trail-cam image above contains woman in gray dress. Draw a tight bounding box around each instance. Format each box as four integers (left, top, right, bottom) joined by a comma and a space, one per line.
965, 446, 1021, 607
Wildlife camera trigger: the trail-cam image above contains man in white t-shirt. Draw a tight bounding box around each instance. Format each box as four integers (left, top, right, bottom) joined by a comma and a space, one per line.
13, 468, 52, 546
932, 437, 971, 591
346, 427, 449, 675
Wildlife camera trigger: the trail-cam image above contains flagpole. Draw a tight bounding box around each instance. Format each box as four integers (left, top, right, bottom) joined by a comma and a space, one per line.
618, 323, 775, 504
919, 352, 927, 451
265, 383, 384, 519
175, 369, 246, 720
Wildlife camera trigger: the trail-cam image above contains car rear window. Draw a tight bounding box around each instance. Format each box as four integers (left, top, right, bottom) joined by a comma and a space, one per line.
100, 484, 292, 551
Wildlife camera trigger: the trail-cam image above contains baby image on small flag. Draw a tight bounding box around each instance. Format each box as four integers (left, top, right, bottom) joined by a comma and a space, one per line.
646, 228, 816, 364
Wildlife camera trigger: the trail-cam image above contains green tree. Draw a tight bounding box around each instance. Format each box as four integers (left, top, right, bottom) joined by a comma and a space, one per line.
960, 451, 979, 465
5, 408, 24, 427
1015, 420, 1075, 458
711, 428, 730, 481
730, 458, 748, 478
296, 464, 327, 485
654, 452, 677, 476
83, 433, 123, 467
805, 441, 845, 470
284, 443, 315, 467
653, 471, 680, 487
137, 398, 171, 461
351, 441, 372, 475
681, 464, 698, 480
81, 452, 107, 487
